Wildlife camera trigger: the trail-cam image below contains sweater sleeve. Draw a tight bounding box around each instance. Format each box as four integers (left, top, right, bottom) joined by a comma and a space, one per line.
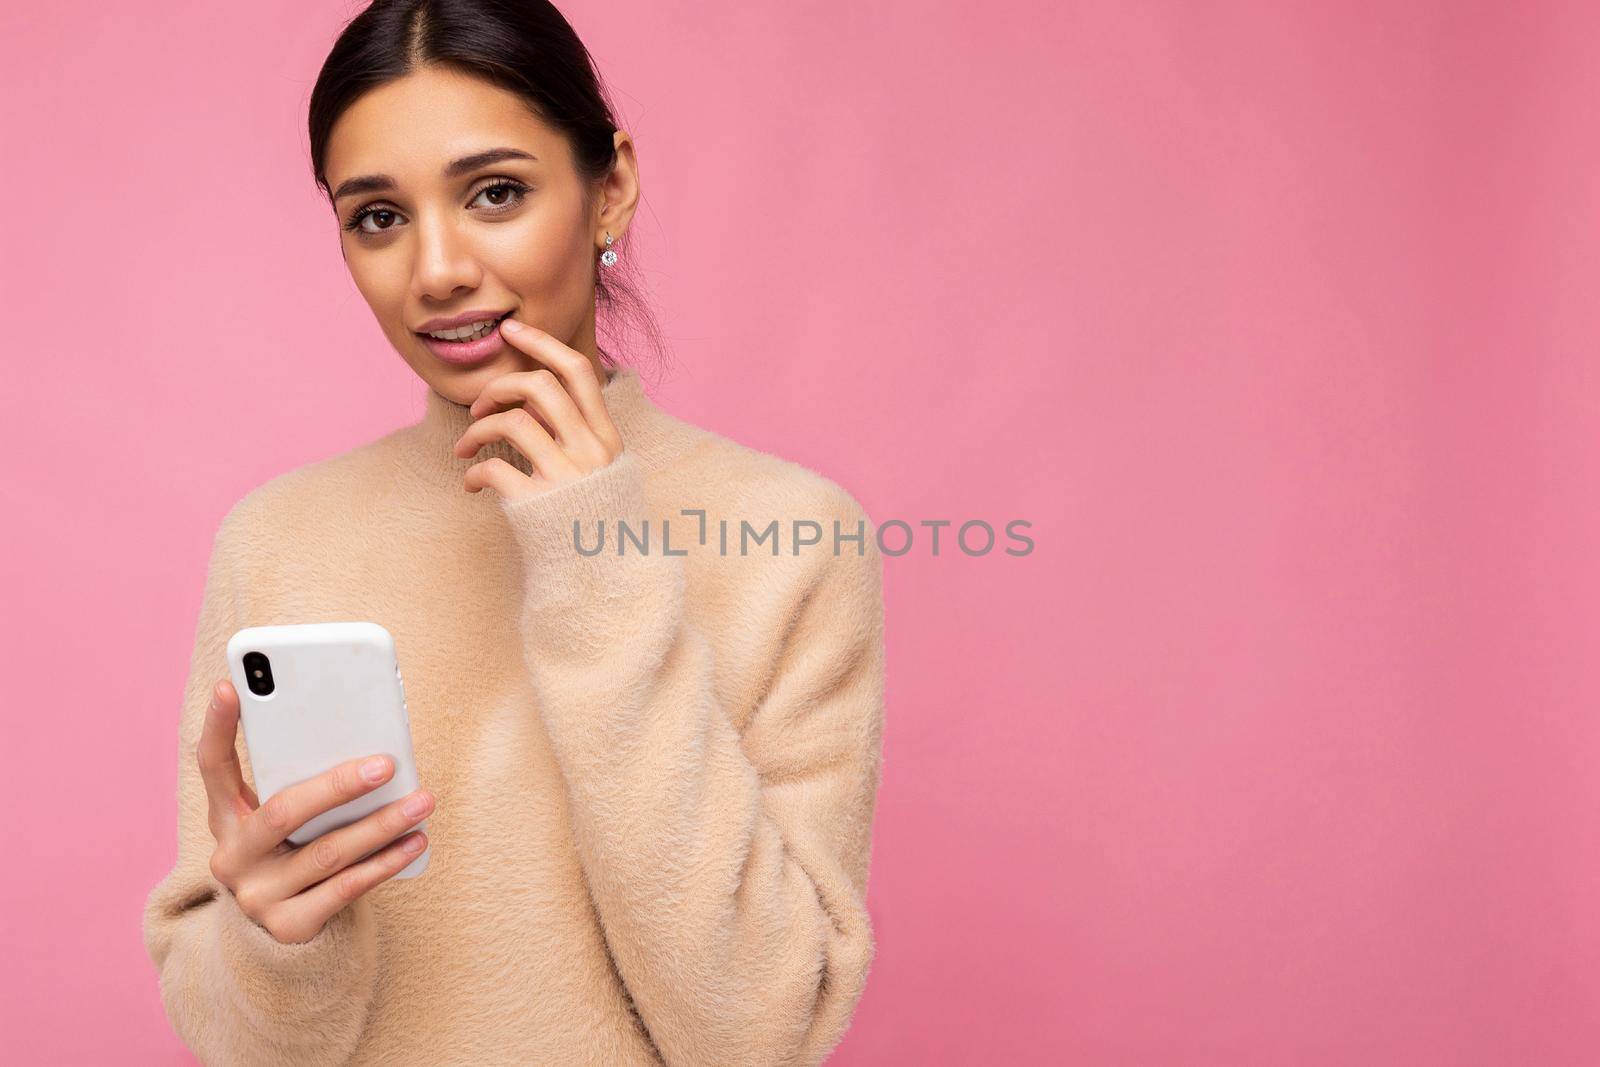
497, 448, 886, 1067
142, 504, 381, 1066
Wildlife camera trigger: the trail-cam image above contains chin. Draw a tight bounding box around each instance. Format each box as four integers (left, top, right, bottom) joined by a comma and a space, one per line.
432, 355, 513, 396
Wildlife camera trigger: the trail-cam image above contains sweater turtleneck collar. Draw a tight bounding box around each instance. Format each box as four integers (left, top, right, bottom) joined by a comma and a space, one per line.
405, 363, 680, 491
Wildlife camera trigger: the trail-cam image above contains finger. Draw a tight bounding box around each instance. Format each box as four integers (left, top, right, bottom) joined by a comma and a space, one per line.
461, 455, 554, 498
454, 405, 573, 477
464, 368, 579, 444
464, 371, 561, 439
467, 370, 612, 472
484, 321, 619, 450
197, 679, 254, 835
236, 752, 396, 858
519, 368, 611, 466
267, 831, 429, 944
492, 368, 592, 448
267, 787, 434, 900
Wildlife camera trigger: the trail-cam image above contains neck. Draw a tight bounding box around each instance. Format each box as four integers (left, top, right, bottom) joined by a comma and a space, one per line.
403, 363, 679, 492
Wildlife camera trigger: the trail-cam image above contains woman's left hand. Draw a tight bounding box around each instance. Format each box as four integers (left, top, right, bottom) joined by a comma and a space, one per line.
453, 319, 625, 503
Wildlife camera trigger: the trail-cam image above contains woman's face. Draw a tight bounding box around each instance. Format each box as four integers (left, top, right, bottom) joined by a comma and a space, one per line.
321, 64, 637, 402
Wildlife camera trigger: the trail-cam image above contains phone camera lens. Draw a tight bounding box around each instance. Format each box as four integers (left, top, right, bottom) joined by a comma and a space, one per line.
241, 651, 275, 696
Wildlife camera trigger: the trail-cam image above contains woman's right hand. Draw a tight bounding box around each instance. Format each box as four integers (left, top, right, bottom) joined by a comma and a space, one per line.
196, 678, 434, 945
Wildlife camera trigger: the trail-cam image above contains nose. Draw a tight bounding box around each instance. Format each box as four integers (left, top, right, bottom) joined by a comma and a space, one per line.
409, 208, 482, 302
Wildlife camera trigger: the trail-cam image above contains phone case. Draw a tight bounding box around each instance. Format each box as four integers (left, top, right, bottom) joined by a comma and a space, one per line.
225, 621, 429, 879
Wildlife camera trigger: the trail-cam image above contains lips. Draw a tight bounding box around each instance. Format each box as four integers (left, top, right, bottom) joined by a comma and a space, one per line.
416, 312, 512, 366
414, 309, 513, 338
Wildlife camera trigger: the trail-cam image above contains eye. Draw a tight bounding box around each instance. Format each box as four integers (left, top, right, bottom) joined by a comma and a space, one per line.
339, 177, 530, 239
469, 178, 530, 212
343, 205, 404, 236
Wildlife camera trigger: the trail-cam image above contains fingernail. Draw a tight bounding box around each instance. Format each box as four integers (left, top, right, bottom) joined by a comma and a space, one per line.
500, 318, 522, 333
402, 792, 431, 818
403, 834, 426, 853
361, 756, 391, 782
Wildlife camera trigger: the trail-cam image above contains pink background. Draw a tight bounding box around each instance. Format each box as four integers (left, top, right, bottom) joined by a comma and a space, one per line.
4, 1, 1598, 1063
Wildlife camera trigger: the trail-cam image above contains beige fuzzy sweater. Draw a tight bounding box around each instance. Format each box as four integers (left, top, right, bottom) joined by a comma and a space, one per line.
142, 365, 886, 1066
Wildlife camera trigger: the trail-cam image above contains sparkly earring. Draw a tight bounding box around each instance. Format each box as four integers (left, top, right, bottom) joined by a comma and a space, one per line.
600, 232, 618, 267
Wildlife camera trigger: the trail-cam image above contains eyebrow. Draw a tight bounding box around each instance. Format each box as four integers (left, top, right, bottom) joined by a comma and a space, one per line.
330, 147, 538, 201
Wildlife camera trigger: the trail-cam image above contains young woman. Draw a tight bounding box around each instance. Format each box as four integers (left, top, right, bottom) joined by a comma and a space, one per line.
140, 2, 886, 1064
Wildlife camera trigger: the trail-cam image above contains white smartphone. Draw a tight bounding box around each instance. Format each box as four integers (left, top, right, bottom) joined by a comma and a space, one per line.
225, 621, 429, 879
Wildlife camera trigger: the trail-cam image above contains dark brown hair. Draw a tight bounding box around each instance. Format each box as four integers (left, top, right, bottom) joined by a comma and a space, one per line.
308, 0, 665, 372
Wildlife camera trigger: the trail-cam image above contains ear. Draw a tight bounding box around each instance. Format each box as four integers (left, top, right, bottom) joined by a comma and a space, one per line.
595, 129, 642, 249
